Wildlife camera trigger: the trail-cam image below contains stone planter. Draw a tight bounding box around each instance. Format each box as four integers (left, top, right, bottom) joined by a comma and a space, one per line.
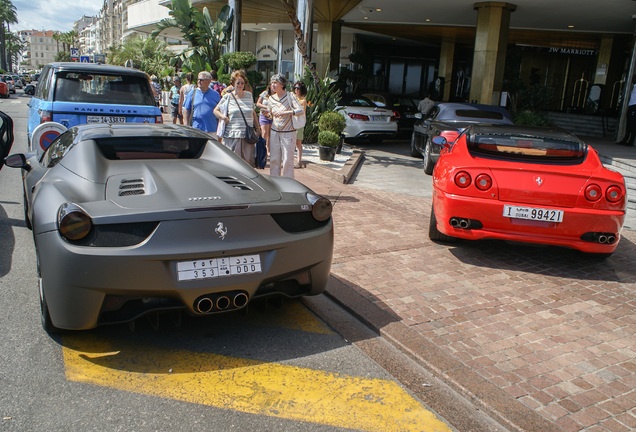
318, 145, 337, 162
336, 135, 344, 154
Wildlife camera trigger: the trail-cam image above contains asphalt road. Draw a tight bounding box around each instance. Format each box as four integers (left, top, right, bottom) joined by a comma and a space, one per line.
0, 94, 506, 431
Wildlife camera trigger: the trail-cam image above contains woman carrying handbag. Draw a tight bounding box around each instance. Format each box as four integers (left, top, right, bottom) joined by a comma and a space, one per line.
213, 70, 260, 166
267, 74, 305, 179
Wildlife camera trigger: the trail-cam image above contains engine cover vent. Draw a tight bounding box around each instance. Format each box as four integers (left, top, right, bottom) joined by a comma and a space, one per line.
119, 178, 145, 196
216, 176, 253, 191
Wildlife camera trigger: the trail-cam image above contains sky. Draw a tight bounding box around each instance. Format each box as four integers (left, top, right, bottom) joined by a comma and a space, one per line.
12, 0, 103, 33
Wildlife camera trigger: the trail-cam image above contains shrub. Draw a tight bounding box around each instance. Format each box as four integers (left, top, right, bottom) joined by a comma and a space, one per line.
513, 110, 552, 126
318, 130, 340, 147
318, 111, 346, 135
300, 67, 342, 143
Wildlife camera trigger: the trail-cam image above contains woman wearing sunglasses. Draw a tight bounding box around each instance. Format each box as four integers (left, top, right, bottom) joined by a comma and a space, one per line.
292, 82, 307, 167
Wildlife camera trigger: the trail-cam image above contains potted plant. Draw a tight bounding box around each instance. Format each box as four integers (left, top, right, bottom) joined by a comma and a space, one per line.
318, 111, 347, 153
317, 131, 340, 161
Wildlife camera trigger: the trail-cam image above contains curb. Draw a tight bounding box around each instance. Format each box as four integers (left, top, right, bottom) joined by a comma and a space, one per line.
324, 275, 561, 432
304, 149, 365, 184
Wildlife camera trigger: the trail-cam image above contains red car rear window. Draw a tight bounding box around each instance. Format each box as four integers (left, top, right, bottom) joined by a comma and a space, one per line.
469, 134, 586, 161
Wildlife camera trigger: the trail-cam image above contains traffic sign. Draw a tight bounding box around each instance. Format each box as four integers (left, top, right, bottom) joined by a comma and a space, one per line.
80, 55, 90, 63
31, 122, 67, 154
70, 47, 79, 61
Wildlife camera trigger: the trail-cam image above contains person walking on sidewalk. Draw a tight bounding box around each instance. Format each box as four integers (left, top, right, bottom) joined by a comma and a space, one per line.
292, 81, 308, 167
169, 77, 183, 124
619, 82, 636, 146
268, 74, 304, 179
178, 73, 195, 120
183, 71, 221, 133
213, 70, 260, 166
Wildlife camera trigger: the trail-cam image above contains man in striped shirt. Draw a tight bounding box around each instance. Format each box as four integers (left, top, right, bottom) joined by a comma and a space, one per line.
268, 74, 303, 178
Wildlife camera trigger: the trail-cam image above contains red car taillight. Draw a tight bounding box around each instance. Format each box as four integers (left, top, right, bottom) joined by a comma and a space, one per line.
391, 110, 400, 122
605, 185, 623, 203
155, 115, 163, 124
348, 113, 369, 121
584, 184, 602, 201
475, 174, 492, 191
39, 110, 52, 123
454, 171, 472, 188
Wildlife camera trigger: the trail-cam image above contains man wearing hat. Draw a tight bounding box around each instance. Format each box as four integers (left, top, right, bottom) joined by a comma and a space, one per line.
267, 74, 304, 178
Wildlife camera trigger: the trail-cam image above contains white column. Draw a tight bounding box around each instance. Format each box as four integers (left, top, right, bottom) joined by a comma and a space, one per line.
294, 0, 314, 80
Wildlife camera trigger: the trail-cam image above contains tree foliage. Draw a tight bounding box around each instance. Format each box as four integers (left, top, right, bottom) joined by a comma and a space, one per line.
0, 0, 17, 71
300, 67, 342, 143
108, 35, 173, 77
151, 0, 233, 75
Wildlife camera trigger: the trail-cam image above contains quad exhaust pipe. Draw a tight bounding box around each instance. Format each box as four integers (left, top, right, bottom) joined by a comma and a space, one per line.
195, 291, 249, 314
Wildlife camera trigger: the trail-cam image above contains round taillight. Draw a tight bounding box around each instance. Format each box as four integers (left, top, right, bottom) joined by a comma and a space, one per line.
58, 203, 92, 241
454, 171, 472, 188
605, 185, 623, 203
584, 184, 602, 202
307, 193, 333, 222
475, 174, 492, 191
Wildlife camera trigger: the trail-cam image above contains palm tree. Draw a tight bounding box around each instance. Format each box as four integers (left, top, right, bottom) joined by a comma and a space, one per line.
108, 35, 172, 77
151, 0, 233, 74
0, 0, 18, 71
280, 0, 319, 86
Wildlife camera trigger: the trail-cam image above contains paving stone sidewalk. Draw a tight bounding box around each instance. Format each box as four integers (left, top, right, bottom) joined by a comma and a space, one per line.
294, 167, 636, 432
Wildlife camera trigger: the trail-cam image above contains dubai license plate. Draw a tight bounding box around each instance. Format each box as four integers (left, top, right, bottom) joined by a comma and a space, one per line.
503, 205, 564, 223
87, 115, 126, 124
176, 254, 261, 281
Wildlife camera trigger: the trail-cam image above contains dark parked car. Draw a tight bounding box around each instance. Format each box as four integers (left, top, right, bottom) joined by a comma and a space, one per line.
410, 102, 514, 174
24, 83, 36, 95
4, 123, 334, 333
363, 93, 419, 136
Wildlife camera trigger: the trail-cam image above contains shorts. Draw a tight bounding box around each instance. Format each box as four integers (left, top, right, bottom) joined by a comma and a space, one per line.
171, 102, 182, 119
259, 113, 273, 126
296, 127, 304, 141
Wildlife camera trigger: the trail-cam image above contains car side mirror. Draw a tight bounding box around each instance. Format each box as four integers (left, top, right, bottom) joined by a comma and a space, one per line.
432, 136, 448, 147
4, 154, 31, 172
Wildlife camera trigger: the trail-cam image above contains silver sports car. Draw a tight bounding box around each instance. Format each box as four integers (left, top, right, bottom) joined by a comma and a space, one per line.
4, 123, 334, 333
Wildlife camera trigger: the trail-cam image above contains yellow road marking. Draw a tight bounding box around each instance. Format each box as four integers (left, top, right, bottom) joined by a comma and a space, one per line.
242, 300, 334, 335
63, 334, 452, 432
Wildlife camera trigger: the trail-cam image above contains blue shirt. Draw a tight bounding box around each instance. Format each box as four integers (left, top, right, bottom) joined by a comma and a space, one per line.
184, 87, 221, 132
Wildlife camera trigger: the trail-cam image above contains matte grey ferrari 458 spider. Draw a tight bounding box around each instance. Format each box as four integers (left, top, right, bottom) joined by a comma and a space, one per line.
4, 123, 334, 333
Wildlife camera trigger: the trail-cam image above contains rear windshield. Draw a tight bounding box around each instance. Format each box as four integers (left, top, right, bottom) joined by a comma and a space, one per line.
468, 133, 586, 162
455, 110, 505, 120
54, 71, 155, 106
340, 96, 377, 107
96, 137, 208, 160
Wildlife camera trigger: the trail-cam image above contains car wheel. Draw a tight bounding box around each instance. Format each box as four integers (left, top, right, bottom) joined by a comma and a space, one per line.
369, 136, 383, 144
429, 205, 455, 243
23, 191, 32, 230
39, 280, 60, 334
410, 133, 422, 158
423, 140, 434, 175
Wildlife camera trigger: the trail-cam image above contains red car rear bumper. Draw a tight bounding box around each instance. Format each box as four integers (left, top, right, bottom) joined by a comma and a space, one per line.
433, 189, 625, 253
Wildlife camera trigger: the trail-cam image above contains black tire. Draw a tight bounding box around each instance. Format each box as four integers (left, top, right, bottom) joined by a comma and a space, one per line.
429, 205, 455, 243
423, 139, 434, 175
410, 133, 422, 158
368, 136, 383, 144
39, 281, 60, 334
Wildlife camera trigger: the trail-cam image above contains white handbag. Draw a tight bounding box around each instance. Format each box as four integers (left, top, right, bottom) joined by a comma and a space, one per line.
290, 94, 306, 129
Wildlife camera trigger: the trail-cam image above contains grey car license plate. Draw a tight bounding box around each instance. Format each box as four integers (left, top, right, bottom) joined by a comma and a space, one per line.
177, 254, 262, 281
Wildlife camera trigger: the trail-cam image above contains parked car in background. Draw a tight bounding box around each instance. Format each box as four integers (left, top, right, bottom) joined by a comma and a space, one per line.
0, 80, 10, 98
24, 83, 35, 95
338, 94, 398, 143
362, 93, 419, 136
11, 75, 23, 88
27, 62, 162, 150
4, 123, 334, 333
410, 102, 514, 174
1, 75, 15, 93
429, 124, 626, 257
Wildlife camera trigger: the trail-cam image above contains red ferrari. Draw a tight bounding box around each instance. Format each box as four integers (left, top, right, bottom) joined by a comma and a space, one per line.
429, 125, 626, 257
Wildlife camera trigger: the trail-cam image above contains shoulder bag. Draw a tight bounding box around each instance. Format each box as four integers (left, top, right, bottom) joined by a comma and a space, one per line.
290, 94, 306, 129
231, 93, 259, 145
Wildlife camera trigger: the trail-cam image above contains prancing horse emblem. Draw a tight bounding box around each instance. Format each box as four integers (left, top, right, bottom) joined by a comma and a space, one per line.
534, 176, 544, 187
215, 222, 228, 240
